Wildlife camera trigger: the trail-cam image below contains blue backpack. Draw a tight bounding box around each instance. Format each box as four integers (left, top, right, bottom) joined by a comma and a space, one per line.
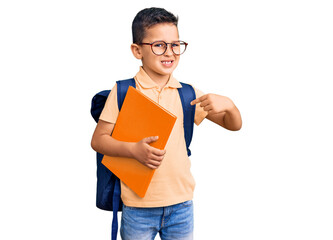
90, 78, 196, 240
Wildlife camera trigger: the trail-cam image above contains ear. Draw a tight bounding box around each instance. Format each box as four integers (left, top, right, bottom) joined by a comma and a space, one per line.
131, 43, 142, 59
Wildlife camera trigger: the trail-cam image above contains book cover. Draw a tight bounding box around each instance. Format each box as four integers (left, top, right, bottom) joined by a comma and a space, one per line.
102, 86, 177, 198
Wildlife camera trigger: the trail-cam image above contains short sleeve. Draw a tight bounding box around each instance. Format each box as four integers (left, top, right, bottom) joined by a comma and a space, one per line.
99, 84, 119, 124
193, 86, 208, 126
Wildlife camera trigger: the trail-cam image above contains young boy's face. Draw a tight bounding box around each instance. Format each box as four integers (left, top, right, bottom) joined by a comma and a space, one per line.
135, 23, 180, 80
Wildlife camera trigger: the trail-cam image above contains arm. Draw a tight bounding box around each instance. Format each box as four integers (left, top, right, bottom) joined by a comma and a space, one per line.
91, 119, 166, 169
191, 94, 242, 131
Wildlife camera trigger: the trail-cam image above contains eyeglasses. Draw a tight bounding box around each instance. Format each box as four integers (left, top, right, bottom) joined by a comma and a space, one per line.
139, 40, 188, 56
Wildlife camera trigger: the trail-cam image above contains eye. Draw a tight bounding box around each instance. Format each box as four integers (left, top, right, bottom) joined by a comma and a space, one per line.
172, 42, 180, 47
153, 42, 165, 48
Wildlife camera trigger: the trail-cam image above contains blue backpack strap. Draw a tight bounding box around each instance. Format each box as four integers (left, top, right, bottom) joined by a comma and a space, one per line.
178, 82, 196, 156
116, 78, 136, 111
111, 178, 121, 240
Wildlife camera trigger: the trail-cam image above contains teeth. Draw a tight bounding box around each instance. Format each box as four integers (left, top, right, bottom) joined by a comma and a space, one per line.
162, 61, 172, 64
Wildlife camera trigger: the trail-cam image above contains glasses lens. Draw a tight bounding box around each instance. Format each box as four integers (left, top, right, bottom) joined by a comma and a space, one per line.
172, 41, 187, 55
152, 41, 167, 55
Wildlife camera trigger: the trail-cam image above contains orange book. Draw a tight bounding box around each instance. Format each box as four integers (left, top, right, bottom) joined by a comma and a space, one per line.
102, 86, 177, 198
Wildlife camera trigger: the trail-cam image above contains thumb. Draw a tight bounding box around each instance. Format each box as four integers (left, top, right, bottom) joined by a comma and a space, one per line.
143, 136, 159, 144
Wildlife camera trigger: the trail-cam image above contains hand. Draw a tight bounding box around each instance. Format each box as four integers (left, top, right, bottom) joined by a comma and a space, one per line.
131, 136, 166, 169
191, 93, 234, 115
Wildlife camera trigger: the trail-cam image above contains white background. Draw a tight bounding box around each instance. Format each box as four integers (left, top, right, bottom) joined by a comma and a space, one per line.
1, 0, 332, 239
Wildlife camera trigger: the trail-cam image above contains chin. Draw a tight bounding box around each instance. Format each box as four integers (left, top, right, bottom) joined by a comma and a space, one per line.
159, 69, 175, 76
160, 64, 178, 75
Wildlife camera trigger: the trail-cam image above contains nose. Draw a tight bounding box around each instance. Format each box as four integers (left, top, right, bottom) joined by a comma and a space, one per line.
164, 43, 174, 56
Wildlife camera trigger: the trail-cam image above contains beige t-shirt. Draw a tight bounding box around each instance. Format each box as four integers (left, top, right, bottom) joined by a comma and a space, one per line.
100, 67, 208, 207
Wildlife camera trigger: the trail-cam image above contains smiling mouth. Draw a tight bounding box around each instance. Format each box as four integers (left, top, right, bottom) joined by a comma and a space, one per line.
161, 60, 174, 66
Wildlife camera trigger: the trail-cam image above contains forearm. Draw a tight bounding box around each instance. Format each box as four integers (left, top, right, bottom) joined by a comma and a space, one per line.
91, 133, 166, 169
91, 134, 135, 158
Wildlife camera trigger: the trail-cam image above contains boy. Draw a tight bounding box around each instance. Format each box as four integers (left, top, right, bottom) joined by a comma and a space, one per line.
91, 7, 242, 240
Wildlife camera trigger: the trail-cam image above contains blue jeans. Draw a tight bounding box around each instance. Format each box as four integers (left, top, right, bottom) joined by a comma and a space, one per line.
120, 200, 194, 240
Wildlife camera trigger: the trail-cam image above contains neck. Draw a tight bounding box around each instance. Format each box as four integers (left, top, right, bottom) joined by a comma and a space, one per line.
142, 66, 170, 89
154, 76, 170, 89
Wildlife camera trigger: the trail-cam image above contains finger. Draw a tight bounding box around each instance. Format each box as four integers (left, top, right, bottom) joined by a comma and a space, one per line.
149, 153, 164, 162
150, 147, 166, 157
147, 159, 163, 168
146, 163, 158, 169
199, 99, 210, 108
190, 95, 208, 105
203, 105, 214, 112
191, 97, 202, 105
143, 136, 159, 144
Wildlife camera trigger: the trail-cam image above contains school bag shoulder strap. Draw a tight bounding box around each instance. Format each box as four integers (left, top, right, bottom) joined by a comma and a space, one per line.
116, 78, 136, 111
178, 82, 196, 156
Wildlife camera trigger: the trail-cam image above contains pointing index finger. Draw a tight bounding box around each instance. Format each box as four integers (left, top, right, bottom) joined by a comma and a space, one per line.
190, 94, 207, 105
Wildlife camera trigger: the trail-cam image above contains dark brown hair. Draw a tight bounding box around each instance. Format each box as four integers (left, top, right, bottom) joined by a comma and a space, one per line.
132, 7, 178, 44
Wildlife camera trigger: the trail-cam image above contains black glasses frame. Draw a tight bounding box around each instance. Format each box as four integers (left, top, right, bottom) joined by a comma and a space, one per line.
139, 40, 188, 56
